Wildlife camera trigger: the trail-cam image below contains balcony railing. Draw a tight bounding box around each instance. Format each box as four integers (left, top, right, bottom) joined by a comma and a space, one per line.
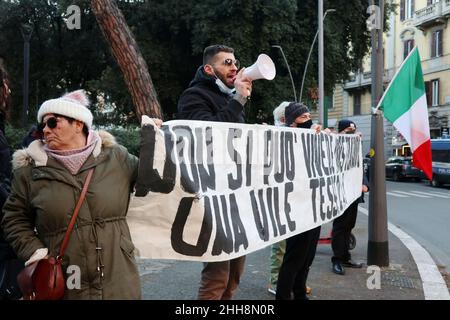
344, 72, 371, 89
414, 1, 447, 30
344, 68, 395, 90
443, 0, 450, 16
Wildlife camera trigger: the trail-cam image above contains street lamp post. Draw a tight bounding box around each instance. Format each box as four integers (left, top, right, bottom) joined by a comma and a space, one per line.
272, 45, 297, 102
21, 23, 33, 127
318, 0, 324, 126
299, 8, 335, 104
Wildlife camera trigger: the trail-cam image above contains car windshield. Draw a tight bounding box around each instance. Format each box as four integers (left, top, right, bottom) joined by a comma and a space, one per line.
387, 157, 403, 163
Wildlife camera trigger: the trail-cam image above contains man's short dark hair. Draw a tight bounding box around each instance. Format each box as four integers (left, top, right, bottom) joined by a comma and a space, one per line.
203, 45, 234, 65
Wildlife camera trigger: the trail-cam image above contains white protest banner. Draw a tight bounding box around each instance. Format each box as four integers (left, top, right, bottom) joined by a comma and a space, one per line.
127, 119, 363, 262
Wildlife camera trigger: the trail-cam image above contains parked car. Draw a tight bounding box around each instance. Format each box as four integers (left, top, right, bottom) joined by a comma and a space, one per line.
429, 138, 450, 187
385, 156, 422, 181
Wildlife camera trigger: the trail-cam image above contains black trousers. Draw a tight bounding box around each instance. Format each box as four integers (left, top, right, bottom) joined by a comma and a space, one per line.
276, 226, 321, 300
331, 200, 359, 263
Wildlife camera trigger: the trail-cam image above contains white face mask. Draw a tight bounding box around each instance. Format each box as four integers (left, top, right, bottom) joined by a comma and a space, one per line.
210, 68, 235, 96
215, 78, 236, 96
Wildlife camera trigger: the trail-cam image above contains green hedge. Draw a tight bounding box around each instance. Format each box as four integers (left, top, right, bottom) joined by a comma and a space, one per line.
107, 127, 141, 156
5, 125, 29, 151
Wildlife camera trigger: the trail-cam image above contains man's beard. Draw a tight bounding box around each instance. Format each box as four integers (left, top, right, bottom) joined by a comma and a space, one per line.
212, 68, 235, 95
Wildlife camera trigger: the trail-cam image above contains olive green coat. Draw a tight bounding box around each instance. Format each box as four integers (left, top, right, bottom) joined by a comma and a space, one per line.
1, 131, 141, 299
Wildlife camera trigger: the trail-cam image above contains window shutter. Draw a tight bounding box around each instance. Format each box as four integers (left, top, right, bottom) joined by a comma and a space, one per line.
438, 30, 443, 56
400, 0, 405, 21
403, 41, 408, 60
431, 31, 436, 57
353, 92, 361, 115
425, 81, 432, 107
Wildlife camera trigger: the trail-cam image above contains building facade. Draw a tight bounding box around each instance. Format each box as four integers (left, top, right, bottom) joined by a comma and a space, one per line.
328, 0, 450, 158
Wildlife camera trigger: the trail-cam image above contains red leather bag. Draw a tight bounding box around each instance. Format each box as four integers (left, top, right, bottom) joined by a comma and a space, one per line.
17, 169, 94, 300
17, 256, 65, 300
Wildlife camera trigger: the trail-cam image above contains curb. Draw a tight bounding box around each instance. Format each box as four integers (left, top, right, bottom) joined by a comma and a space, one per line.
359, 207, 450, 300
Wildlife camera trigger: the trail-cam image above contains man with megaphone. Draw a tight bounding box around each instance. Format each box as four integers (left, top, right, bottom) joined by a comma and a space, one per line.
176, 44, 253, 300
177, 44, 253, 124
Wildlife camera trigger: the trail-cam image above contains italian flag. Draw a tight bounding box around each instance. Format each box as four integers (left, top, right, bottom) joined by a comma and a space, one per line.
377, 47, 432, 180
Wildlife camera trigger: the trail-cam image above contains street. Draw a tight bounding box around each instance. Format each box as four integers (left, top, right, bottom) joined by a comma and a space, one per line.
362, 180, 450, 273
137, 210, 425, 300
135, 178, 450, 300
137, 178, 447, 300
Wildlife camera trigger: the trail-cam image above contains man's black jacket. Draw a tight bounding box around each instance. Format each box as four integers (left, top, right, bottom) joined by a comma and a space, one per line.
177, 66, 245, 123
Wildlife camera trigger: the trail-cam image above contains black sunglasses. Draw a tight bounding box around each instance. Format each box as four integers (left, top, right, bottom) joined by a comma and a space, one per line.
222, 58, 240, 69
38, 116, 59, 132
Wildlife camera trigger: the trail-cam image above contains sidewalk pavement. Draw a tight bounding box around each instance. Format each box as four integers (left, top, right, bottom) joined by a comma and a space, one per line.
138, 208, 433, 300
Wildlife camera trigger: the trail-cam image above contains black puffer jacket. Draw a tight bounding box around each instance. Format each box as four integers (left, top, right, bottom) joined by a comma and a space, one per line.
0, 117, 13, 262
0, 115, 11, 213
177, 66, 245, 123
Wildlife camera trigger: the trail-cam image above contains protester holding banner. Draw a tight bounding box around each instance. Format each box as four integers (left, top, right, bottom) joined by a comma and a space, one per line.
267, 101, 288, 295
275, 102, 323, 300
331, 119, 368, 275
268, 101, 315, 297
1, 90, 142, 299
176, 44, 252, 300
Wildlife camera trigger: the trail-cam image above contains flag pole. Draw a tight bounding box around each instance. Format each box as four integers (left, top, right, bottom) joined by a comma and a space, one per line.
368, 0, 389, 267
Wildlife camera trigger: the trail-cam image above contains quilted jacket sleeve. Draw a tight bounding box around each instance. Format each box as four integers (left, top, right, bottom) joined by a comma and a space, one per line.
1, 167, 46, 261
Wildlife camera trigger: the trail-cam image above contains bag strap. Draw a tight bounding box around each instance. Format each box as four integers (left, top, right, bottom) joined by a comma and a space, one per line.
58, 168, 94, 258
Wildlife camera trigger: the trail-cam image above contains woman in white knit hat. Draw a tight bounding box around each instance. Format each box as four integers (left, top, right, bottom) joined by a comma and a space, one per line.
1, 89, 147, 300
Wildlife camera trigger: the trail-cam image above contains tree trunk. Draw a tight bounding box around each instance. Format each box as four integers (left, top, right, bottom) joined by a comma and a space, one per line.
91, 0, 162, 120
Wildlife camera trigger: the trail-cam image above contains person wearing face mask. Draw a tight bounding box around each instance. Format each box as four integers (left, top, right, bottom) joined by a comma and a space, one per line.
176, 44, 252, 300
331, 120, 368, 275
267, 101, 313, 297
275, 102, 325, 300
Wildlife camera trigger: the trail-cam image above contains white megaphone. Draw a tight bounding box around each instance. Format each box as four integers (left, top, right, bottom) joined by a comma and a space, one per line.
243, 54, 276, 80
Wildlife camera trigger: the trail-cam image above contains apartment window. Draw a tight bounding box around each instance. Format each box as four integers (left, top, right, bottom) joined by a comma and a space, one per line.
400, 0, 415, 21
403, 39, 415, 59
431, 30, 443, 58
353, 92, 361, 115
432, 79, 439, 106
425, 79, 440, 107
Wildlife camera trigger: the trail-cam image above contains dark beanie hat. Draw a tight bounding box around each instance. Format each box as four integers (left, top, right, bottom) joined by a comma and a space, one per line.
337, 119, 356, 133
285, 102, 310, 126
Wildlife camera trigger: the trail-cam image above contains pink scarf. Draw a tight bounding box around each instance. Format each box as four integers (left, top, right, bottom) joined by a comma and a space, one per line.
44, 130, 99, 175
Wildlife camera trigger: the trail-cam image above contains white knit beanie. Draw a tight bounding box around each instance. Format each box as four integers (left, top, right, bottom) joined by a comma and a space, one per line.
37, 90, 93, 129
273, 101, 289, 126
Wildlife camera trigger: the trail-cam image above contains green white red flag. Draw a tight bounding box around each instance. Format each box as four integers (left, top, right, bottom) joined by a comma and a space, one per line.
376, 47, 432, 180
